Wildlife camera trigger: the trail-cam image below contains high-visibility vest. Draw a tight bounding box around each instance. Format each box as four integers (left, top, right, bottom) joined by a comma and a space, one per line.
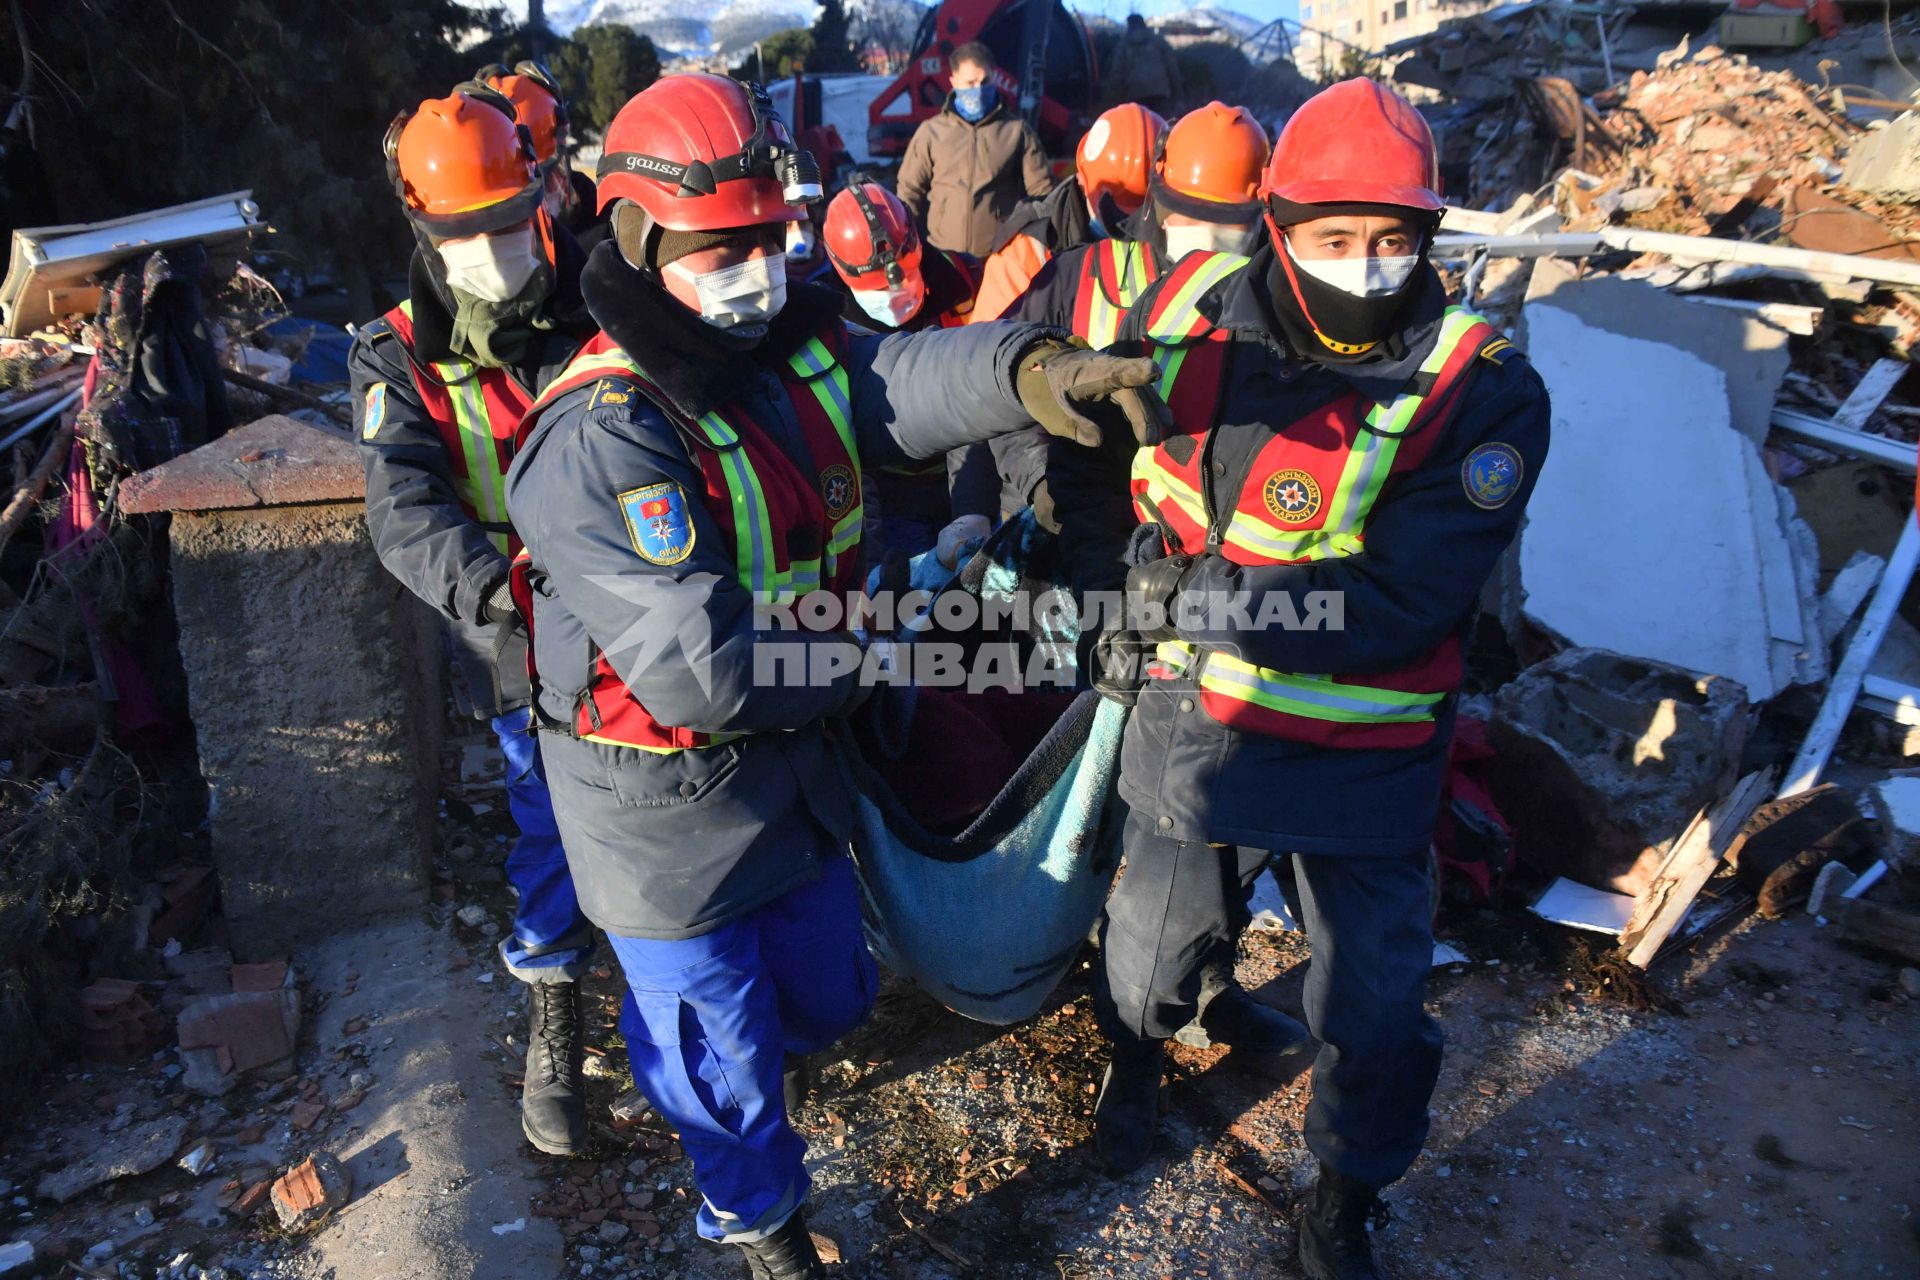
1072, 238, 1161, 351
1132, 251, 1503, 751
381, 300, 533, 556
510, 324, 865, 753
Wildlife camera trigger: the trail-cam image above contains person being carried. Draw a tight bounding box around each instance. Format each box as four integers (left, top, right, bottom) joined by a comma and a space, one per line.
505, 73, 1166, 1279
350, 83, 599, 1158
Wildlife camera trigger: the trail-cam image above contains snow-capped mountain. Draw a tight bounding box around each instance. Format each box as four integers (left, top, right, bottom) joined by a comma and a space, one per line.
481, 1, 822, 59
1149, 7, 1269, 40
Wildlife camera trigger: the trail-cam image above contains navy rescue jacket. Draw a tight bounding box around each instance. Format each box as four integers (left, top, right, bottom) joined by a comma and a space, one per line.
1053, 245, 1552, 857
505, 242, 1048, 939
351, 234, 595, 718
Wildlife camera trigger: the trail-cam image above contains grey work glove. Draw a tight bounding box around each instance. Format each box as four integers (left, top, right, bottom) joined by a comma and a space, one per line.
479, 577, 518, 628
1015, 338, 1170, 449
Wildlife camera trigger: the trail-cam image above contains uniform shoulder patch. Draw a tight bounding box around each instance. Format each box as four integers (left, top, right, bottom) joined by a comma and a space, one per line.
619, 482, 696, 566
1479, 336, 1517, 366
1462, 442, 1524, 510
589, 377, 636, 411
361, 382, 388, 441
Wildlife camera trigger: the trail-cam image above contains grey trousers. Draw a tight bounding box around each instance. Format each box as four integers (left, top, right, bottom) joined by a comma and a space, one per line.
1095, 809, 1444, 1188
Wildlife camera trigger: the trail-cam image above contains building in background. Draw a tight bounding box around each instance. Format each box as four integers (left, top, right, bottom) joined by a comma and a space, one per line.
1293, 0, 1504, 79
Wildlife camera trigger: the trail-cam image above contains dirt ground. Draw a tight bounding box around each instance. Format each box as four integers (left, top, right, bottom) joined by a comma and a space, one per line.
4, 828, 1916, 1280
515, 896, 1919, 1280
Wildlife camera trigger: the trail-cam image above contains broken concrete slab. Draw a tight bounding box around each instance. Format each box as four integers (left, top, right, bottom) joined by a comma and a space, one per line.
1843, 114, 1920, 199
1524, 257, 1792, 445
36, 1114, 190, 1203
1518, 303, 1815, 700
1489, 649, 1750, 895
1870, 773, 1920, 872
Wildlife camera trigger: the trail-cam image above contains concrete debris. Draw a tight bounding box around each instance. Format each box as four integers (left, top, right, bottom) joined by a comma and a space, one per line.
1819, 551, 1886, 644
1489, 649, 1749, 895
1518, 302, 1820, 700
1868, 773, 1920, 871
1842, 114, 1920, 200
36, 1114, 190, 1203
0, 1242, 30, 1275
176, 987, 302, 1097
178, 1142, 218, 1177
270, 1152, 352, 1233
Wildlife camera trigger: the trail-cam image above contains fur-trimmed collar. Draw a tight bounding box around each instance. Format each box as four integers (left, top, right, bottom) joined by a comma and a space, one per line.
578, 238, 849, 420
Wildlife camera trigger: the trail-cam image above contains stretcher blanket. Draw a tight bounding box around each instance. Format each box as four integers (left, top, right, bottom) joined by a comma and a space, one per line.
843, 513, 1126, 1024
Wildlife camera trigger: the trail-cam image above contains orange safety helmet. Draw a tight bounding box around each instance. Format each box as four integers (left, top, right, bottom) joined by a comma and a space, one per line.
1076, 103, 1166, 220
478, 60, 569, 169
823, 182, 923, 292
1262, 78, 1443, 214
383, 86, 543, 238
596, 74, 821, 231
1160, 102, 1270, 205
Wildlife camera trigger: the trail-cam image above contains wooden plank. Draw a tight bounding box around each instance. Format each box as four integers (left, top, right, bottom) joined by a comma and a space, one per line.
1620, 771, 1774, 968
1831, 358, 1909, 432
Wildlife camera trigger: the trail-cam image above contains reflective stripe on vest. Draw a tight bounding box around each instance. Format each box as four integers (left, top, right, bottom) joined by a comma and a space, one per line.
1075, 239, 1160, 351
1130, 256, 1497, 748
1136, 303, 1490, 565
519, 329, 863, 753
392, 299, 518, 556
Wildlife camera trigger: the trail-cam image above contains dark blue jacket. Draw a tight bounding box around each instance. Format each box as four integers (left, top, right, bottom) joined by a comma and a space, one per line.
1053, 245, 1552, 857
506, 243, 1046, 938
351, 234, 595, 718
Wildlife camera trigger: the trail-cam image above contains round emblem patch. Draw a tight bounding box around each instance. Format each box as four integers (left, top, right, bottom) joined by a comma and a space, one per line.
1462, 442, 1524, 510
1262, 469, 1323, 525
819, 464, 858, 520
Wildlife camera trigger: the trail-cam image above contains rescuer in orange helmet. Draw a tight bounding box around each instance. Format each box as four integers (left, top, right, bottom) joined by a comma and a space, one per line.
1051, 79, 1552, 1280
478, 60, 607, 248
350, 84, 600, 1157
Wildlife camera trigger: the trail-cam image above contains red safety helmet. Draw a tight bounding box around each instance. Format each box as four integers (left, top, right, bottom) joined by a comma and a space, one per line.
479, 60, 569, 169
1076, 103, 1167, 219
1262, 79, 1443, 214
823, 182, 923, 291
383, 86, 542, 239
596, 74, 821, 231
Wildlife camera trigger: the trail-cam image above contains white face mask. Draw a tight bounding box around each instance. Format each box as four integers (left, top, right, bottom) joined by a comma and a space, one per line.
852, 277, 925, 328
1163, 222, 1260, 262
1283, 235, 1421, 298
665, 252, 789, 331
785, 220, 817, 263
439, 225, 543, 303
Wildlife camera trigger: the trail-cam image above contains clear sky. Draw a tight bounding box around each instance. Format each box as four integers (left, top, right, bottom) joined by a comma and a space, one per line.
1074, 0, 1304, 26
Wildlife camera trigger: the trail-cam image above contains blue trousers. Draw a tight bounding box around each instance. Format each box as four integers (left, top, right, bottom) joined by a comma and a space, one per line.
492, 708, 593, 983
1096, 811, 1443, 1189
609, 854, 876, 1244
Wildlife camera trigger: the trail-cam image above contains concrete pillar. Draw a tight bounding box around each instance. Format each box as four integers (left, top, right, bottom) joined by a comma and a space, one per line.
122, 415, 440, 959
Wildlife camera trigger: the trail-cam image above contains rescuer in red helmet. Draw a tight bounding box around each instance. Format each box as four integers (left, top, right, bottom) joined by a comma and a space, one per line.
1051, 79, 1552, 1279
350, 84, 599, 1157
504, 74, 1168, 1278
820, 179, 997, 564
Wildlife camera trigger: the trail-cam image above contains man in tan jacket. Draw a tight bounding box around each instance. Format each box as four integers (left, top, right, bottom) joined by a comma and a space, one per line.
897, 41, 1052, 257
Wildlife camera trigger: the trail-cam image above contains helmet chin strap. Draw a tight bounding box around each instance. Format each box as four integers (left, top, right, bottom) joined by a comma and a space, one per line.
1266, 212, 1378, 357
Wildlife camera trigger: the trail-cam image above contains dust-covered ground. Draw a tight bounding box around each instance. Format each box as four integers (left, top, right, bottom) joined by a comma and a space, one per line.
526, 900, 1919, 1280
4, 770, 1916, 1280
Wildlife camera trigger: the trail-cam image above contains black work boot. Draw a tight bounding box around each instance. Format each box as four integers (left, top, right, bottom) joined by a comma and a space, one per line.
1298, 1165, 1391, 1280
521, 979, 587, 1156
1175, 981, 1314, 1055
737, 1209, 826, 1279
1093, 1036, 1165, 1176
782, 1053, 813, 1116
